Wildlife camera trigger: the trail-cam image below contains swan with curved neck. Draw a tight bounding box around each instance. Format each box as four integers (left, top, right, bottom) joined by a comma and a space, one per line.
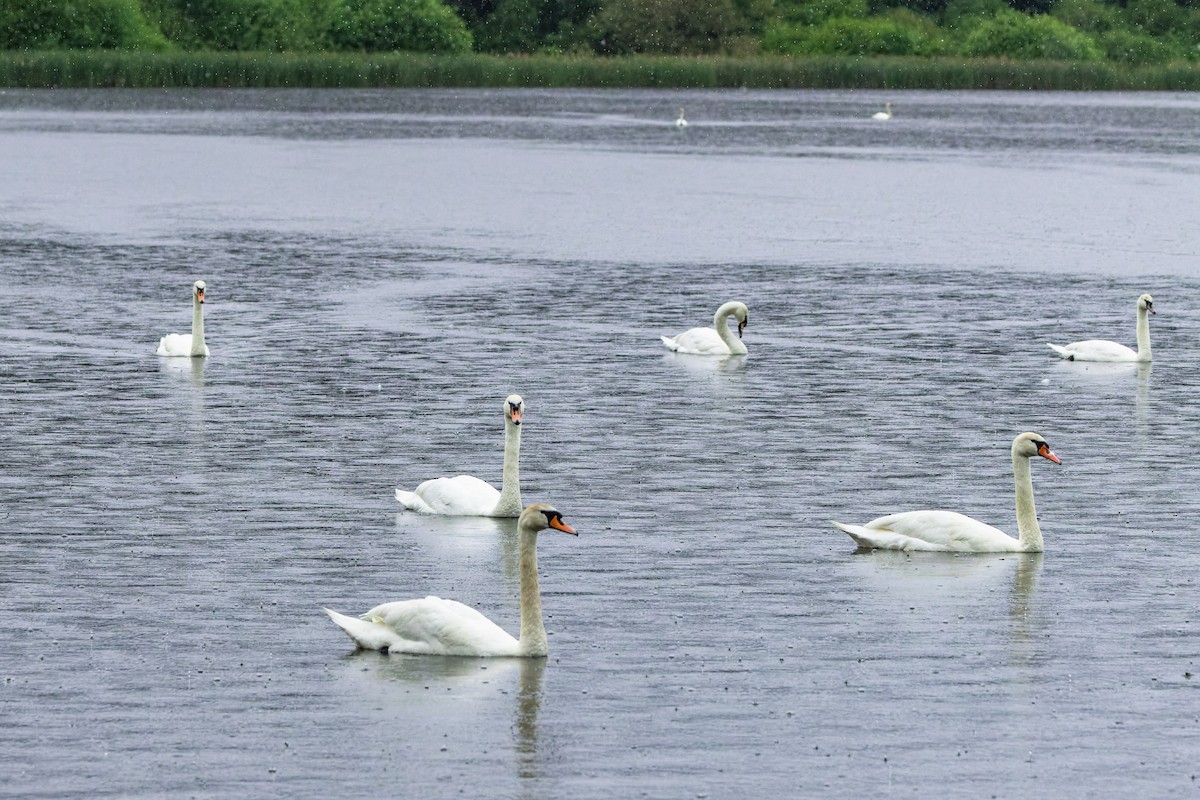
324, 504, 577, 657
1048, 293, 1154, 362
395, 394, 524, 516
872, 102, 893, 121
156, 280, 209, 357
660, 301, 749, 355
676, 107, 688, 128
832, 432, 1061, 553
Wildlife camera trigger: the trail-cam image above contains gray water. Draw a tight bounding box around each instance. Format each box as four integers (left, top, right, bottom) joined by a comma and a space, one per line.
2, 88, 1199, 799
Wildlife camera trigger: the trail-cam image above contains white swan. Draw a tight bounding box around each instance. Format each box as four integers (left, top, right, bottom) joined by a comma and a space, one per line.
325, 504, 577, 657
832, 432, 1061, 553
872, 102, 893, 121
156, 280, 209, 357
676, 107, 688, 128
1048, 293, 1154, 362
395, 394, 524, 517
660, 301, 749, 356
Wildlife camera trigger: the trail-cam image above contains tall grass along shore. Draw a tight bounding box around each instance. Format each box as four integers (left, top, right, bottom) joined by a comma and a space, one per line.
2, 51, 1200, 91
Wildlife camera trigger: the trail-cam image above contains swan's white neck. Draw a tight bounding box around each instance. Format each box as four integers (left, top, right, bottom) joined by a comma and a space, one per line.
1135, 303, 1151, 362
191, 295, 207, 357
493, 418, 522, 516
713, 302, 747, 355
517, 526, 547, 657
1012, 451, 1043, 552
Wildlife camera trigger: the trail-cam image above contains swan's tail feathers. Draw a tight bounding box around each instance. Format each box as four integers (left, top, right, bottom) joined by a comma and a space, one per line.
660, 335, 680, 352
395, 488, 426, 511
324, 608, 401, 652
832, 521, 878, 550
1046, 343, 1074, 360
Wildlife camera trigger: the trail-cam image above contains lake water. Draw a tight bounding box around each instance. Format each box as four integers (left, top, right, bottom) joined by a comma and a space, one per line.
2, 87, 1199, 798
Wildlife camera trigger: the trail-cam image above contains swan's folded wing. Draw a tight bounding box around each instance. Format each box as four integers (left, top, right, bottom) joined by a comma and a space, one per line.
840, 510, 1016, 552
1050, 339, 1137, 362
156, 333, 192, 356
664, 327, 730, 355
400, 475, 500, 516
365, 597, 519, 656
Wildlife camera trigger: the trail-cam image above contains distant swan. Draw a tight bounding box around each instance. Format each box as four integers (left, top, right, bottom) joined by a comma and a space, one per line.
832, 432, 1061, 553
1047, 293, 1154, 362
661, 301, 749, 356
676, 107, 688, 128
395, 395, 523, 517
872, 102, 893, 121
325, 504, 578, 657
156, 280, 209, 357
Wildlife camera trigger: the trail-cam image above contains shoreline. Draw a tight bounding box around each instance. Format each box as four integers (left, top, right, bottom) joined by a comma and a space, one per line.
2, 51, 1200, 91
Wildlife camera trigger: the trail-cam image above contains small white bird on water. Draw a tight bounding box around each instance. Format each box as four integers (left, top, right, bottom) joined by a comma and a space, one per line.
660, 301, 749, 356
832, 432, 1061, 553
1047, 293, 1155, 362
324, 504, 578, 658
156, 280, 209, 357
676, 107, 688, 128
872, 102, 893, 121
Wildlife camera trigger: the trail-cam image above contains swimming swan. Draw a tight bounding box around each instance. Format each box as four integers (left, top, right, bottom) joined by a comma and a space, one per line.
660, 301, 749, 356
1048, 294, 1154, 362
324, 504, 578, 657
156, 280, 209, 357
395, 395, 524, 517
832, 432, 1061, 553
872, 103, 893, 121
676, 107, 688, 128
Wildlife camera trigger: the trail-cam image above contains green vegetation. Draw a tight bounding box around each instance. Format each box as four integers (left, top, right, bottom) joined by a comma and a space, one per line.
2, 0, 1200, 88
4, 50, 1200, 89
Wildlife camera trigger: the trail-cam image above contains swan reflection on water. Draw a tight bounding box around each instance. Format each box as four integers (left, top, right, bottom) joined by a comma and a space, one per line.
661, 351, 748, 377
394, 512, 513, 560
333, 653, 547, 779
158, 353, 206, 387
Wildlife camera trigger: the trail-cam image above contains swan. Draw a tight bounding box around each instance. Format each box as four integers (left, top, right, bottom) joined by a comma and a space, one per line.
872, 102, 893, 121
156, 280, 209, 357
324, 503, 577, 657
676, 107, 688, 128
395, 394, 524, 516
832, 432, 1061, 553
1047, 293, 1154, 362
660, 301, 749, 356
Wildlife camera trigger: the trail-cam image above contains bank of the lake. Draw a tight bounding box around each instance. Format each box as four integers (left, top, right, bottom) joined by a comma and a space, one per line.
3, 51, 1200, 90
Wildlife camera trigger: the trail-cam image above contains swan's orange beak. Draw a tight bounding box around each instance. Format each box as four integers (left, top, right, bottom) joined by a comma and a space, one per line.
1038, 443, 1061, 464
509, 407, 521, 425
197, 289, 205, 304
549, 517, 577, 535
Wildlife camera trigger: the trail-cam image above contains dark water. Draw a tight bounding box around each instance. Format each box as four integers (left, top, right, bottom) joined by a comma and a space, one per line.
2, 88, 1199, 798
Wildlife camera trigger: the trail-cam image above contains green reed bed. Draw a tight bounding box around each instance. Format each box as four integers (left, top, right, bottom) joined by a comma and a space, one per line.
2, 50, 1200, 91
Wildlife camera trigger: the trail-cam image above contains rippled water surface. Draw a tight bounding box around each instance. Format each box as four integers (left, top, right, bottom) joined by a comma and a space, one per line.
2, 88, 1200, 798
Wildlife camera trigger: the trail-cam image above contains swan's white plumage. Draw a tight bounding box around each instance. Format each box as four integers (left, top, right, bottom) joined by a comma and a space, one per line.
156, 333, 206, 357
325, 504, 578, 658
833, 432, 1060, 553
676, 107, 688, 127
1048, 293, 1154, 362
661, 301, 749, 356
395, 475, 501, 516
834, 511, 1022, 553
156, 280, 209, 357
872, 103, 893, 121
325, 598, 521, 656
396, 394, 524, 517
